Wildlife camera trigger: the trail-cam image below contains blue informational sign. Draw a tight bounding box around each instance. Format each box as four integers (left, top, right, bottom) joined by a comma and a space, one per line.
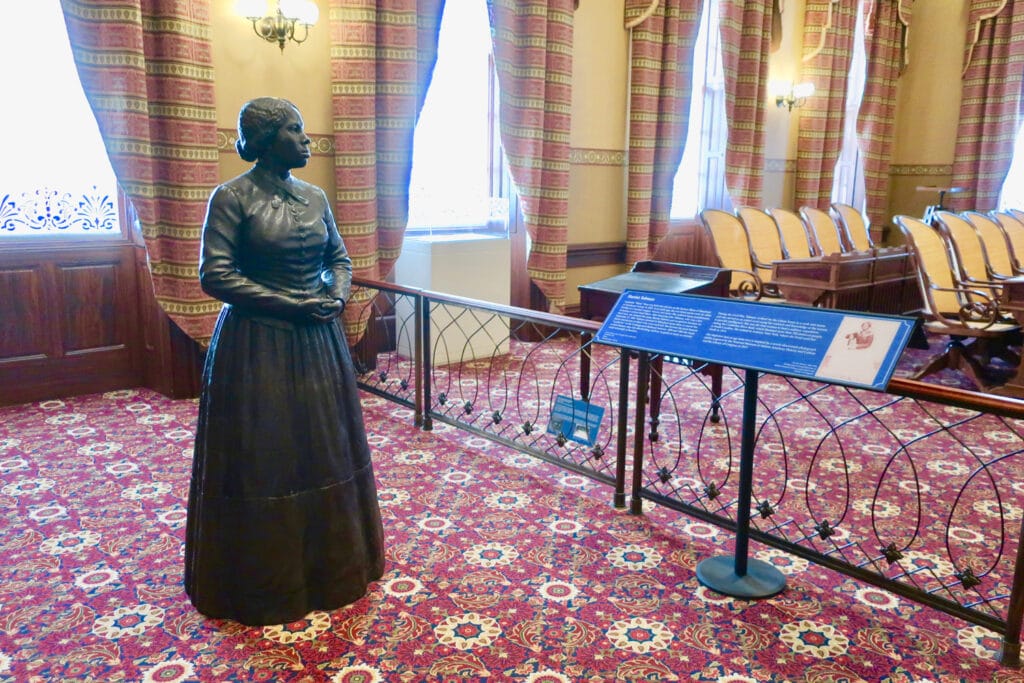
594, 291, 917, 391
547, 395, 605, 446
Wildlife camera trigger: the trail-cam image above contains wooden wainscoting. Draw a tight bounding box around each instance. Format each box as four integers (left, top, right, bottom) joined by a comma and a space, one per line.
1, 240, 142, 404
0, 239, 203, 406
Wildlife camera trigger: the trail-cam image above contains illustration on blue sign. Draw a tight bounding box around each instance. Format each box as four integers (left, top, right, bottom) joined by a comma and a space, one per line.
547, 395, 604, 446
593, 291, 916, 391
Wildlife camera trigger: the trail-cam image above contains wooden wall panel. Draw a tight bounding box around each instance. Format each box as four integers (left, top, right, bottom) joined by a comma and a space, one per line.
0, 265, 52, 361
0, 199, 199, 406
0, 242, 145, 406
58, 263, 126, 353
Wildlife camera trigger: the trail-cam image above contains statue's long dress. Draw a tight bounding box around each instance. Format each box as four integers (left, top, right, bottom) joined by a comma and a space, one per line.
184, 165, 384, 626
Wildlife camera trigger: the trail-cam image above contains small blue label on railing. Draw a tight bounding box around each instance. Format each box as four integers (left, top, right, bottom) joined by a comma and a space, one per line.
547, 395, 605, 446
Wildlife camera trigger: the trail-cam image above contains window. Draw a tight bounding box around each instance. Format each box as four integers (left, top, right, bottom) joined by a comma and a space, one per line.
407, 2, 508, 236
0, 0, 119, 238
831, 0, 867, 209
1000, 124, 1024, 209
670, 0, 731, 219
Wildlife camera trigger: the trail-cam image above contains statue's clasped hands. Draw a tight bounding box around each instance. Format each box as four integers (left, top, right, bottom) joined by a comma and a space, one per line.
297, 296, 344, 322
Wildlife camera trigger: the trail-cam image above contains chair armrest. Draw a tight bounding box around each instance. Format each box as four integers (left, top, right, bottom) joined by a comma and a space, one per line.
928, 284, 1005, 329
729, 268, 769, 300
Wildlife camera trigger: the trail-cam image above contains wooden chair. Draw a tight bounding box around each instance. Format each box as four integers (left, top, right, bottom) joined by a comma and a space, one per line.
933, 211, 1007, 299
767, 207, 817, 258
994, 210, 1024, 273
737, 207, 787, 285
894, 215, 1019, 390
963, 210, 1019, 277
800, 206, 846, 256
832, 202, 874, 252
699, 208, 767, 298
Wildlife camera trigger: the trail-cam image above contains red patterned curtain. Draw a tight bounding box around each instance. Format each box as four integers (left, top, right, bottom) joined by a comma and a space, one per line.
795, 0, 858, 209
329, 0, 444, 336
857, 0, 911, 232
952, 0, 1024, 211
624, 0, 703, 264
719, 0, 779, 207
488, 0, 575, 313
60, 0, 220, 344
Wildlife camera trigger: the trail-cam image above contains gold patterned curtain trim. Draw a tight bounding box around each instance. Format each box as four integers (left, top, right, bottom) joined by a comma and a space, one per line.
61, 4, 140, 21
803, 0, 841, 63
965, 0, 1009, 74
119, 183, 214, 201
897, 0, 913, 71
897, 0, 913, 24
142, 17, 211, 38
807, 0, 914, 69
624, 0, 662, 29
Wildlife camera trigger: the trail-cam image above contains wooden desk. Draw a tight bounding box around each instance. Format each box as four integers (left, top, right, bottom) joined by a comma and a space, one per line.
771, 248, 918, 315
578, 261, 730, 435
579, 262, 730, 320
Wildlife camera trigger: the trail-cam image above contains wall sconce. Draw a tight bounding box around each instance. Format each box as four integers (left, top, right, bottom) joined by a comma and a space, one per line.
236, 0, 319, 53
770, 81, 816, 112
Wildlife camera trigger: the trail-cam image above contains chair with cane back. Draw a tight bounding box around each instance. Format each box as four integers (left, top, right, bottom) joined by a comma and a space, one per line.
699, 208, 769, 298
800, 206, 847, 256
893, 215, 1019, 390
767, 207, 817, 259
832, 202, 874, 252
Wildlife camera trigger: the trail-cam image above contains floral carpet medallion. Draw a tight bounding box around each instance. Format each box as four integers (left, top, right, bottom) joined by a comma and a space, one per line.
1, 389, 1024, 680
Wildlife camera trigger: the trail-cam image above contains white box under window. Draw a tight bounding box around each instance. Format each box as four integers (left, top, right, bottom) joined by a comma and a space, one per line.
394, 234, 510, 365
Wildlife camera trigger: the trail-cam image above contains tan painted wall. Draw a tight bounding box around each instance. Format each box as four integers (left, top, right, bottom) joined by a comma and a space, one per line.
210, 1, 335, 195
208, 1, 971, 299
763, 2, 807, 209
564, 0, 629, 300
887, 0, 968, 224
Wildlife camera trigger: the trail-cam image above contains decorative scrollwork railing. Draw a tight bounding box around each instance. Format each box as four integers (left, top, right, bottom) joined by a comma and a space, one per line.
351, 277, 1024, 666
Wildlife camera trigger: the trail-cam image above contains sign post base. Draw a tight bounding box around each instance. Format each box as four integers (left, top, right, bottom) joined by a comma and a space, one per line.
696, 556, 786, 599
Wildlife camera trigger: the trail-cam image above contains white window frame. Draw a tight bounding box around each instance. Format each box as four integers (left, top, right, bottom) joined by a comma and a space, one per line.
670, 0, 731, 220
0, 0, 123, 243
999, 123, 1024, 209
406, 2, 510, 238
831, 0, 868, 210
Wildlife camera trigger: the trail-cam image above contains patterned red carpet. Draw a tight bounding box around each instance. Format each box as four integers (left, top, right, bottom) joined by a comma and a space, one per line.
1, 388, 1022, 682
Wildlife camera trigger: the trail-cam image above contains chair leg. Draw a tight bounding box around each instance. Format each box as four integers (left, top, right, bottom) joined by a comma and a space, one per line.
996, 345, 1021, 367
912, 338, 993, 391
954, 344, 994, 391
964, 337, 1019, 384
912, 344, 955, 380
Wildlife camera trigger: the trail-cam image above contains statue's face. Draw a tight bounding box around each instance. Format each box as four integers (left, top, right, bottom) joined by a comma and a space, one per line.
265, 106, 311, 170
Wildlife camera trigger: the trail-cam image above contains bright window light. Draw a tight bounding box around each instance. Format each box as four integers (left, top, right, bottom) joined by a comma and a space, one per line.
670, 0, 730, 219
831, 0, 867, 210
1000, 124, 1024, 210
407, 1, 501, 234
0, 0, 119, 237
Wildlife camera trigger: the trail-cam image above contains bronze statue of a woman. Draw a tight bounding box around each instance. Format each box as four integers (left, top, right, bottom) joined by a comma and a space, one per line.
184, 97, 385, 626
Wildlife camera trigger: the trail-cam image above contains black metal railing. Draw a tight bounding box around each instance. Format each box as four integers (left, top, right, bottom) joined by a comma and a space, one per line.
351, 277, 1024, 666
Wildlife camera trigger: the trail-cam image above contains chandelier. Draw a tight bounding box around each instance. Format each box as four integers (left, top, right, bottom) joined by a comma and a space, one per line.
235, 0, 320, 53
